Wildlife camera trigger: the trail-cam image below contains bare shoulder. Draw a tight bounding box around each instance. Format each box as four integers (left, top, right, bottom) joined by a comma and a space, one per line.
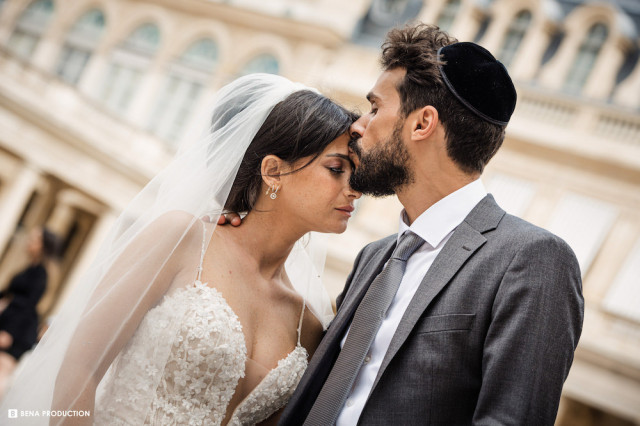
152, 210, 202, 234
147, 211, 208, 267
154, 210, 206, 241
300, 306, 326, 358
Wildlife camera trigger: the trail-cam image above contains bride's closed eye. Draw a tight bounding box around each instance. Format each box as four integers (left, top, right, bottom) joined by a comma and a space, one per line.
325, 153, 355, 175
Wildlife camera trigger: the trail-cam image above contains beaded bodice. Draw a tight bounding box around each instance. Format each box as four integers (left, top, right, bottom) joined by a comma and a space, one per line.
94, 225, 309, 425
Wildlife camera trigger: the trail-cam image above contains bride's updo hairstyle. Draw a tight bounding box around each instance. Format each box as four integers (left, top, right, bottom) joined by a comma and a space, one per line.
224, 90, 357, 213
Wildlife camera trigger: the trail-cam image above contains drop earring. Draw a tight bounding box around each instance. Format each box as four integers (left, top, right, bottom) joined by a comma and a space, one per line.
266, 185, 279, 200
270, 186, 279, 200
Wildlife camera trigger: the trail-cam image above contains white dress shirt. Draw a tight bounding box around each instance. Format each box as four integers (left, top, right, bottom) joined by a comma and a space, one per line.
335, 179, 487, 426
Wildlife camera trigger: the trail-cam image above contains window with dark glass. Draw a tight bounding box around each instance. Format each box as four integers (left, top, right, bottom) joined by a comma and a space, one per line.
353, 0, 424, 46
498, 10, 532, 68
563, 23, 608, 94
55, 9, 105, 85
147, 39, 219, 146
436, 0, 461, 32
7, 0, 54, 60
239, 53, 280, 76
99, 23, 160, 114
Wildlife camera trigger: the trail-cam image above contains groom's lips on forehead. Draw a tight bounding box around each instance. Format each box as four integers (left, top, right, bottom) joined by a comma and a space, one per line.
348, 139, 362, 165
348, 137, 360, 151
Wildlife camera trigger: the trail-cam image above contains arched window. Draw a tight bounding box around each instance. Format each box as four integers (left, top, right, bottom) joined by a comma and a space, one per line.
99, 23, 160, 114
178, 38, 218, 71
55, 9, 105, 85
563, 23, 608, 93
498, 10, 532, 68
239, 54, 280, 75
353, 0, 423, 46
436, 0, 461, 32
7, 0, 54, 59
147, 38, 219, 145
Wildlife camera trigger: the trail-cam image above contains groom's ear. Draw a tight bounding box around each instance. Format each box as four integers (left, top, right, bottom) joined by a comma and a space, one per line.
411, 105, 439, 141
261, 155, 285, 187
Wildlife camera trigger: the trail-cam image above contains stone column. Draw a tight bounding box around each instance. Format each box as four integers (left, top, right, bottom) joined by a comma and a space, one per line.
417, 0, 446, 28
0, 1, 27, 44
127, 64, 164, 125
49, 210, 116, 317
128, 41, 174, 125
613, 55, 640, 108
511, 21, 556, 81
76, 52, 109, 99
538, 32, 581, 90
479, 11, 509, 55
0, 165, 40, 255
452, 5, 486, 43
583, 37, 628, 100
30, 12, 67, 73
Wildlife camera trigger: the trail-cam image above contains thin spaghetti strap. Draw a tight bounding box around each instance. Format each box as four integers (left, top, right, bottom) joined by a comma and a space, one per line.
196, 221, 207, 282
296, 298, 306, 346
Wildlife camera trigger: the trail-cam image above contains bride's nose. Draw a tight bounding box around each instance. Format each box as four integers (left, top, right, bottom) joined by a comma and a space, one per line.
345, 184, 362, 200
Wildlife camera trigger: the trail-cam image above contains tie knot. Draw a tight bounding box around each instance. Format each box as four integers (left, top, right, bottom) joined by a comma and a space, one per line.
391, 231, 424, 262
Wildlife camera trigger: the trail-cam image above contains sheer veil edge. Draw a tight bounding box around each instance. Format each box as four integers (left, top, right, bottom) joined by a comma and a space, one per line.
0, 73, 334, 425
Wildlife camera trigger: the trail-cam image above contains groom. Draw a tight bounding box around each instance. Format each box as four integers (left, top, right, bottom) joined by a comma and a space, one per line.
278, 24, 584, 425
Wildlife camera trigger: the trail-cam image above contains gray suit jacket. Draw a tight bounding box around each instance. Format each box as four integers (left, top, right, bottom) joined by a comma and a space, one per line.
280, 195, 584, 425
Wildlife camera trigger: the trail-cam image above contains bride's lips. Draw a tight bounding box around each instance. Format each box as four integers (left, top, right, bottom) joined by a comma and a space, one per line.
336, 205, 355, 217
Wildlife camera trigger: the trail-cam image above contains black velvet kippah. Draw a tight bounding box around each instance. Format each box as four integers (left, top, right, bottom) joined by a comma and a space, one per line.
437, 42, 517, 126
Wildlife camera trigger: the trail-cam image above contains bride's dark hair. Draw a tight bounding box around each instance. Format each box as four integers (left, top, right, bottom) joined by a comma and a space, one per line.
224, 90, 357, 213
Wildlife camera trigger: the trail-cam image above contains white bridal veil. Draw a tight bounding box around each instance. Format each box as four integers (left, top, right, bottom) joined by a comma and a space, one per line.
1, 73, 334, 424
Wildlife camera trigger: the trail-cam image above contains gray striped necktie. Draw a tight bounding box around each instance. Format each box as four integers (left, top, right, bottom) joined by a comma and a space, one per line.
304, 231, 425, 425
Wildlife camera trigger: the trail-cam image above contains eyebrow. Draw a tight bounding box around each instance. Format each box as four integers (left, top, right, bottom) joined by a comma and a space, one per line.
327, 153, 350, 160
366, 92, 379, 103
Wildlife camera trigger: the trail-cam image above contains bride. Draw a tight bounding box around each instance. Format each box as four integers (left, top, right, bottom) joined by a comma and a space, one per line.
1, 74, 361, 425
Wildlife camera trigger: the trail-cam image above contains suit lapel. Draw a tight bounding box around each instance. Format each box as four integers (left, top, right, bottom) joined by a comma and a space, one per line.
370, 195, 504, 392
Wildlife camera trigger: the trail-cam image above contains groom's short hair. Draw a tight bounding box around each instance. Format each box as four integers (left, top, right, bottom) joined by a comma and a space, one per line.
381, 24, 507, 174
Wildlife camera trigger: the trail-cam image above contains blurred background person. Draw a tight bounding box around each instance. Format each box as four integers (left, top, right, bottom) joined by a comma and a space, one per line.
0, 226, 59, 399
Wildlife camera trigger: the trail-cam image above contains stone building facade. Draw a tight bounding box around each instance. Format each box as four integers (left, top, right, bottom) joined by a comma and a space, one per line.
0, 0, 638, 423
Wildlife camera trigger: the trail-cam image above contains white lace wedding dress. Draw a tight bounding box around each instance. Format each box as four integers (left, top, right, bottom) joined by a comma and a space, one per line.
93, 227, 309, 425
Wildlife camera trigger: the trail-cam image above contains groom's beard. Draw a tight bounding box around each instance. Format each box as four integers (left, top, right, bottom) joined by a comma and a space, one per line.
349, 122, 414, 197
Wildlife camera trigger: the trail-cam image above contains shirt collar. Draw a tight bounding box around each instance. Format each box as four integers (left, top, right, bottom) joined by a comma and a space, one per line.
398, 179, 487, 248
